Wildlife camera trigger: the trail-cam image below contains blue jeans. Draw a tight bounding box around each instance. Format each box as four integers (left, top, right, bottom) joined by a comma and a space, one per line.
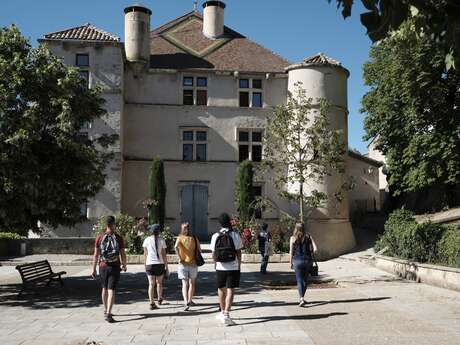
293, 259, 312, 298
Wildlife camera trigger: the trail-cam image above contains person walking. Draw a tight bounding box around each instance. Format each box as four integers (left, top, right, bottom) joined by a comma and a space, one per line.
289, 222, 317, 307
91, 215, 127, 323
257, 223, 271, 274
211, 213, 243, 326
143, 224, 169, 310
174, 222, 201, 311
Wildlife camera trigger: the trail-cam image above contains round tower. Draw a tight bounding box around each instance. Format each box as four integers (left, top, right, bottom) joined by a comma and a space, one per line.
202, 1, 226, 39
286, 53, 356, 259
124, 5, 152, 64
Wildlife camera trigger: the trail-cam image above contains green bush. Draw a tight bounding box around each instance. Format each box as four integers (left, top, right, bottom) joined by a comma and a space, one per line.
0, 232, 26, 240
436, 225, 460, 268
376, 209, 460, 267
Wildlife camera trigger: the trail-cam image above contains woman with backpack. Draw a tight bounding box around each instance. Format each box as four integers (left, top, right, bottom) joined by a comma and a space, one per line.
174, 222, 202, 311
289, 222, 317, 307
143, 224, 169, 310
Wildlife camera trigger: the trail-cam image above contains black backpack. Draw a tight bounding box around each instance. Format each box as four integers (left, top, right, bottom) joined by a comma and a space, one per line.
100, 234, 120, 263
214, 231, 236, 262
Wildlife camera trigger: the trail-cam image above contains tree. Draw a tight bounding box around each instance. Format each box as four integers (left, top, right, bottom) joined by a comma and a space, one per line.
362, 20, 460, 206
149, 157, 166, 228
237, 160, 254, 226
263, 82, 346, 221
330, 0, 460, 69
0, 26, 115, 235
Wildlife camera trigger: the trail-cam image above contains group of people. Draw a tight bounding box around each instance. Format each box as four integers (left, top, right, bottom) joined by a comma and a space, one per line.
91, 213, 317, 325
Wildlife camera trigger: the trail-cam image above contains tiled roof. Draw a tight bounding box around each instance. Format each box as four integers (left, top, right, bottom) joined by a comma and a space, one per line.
302, 53, 342, 66
286, 53, 348, 75
44, 23, 120, 42
150, 12, 291, 73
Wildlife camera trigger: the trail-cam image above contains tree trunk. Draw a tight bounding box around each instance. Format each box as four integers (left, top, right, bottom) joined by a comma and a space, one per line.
299, 181, 304, 222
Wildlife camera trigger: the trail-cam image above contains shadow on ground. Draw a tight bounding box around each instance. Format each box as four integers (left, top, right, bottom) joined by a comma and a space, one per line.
0, 270, 296, 310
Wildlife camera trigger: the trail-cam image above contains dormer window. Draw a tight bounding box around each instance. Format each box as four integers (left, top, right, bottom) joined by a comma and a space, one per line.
183, 76, 208, 106
239, 78, 263, 108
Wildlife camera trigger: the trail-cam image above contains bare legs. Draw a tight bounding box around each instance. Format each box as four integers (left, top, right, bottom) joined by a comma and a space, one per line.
218, 287, 235, 313
101, 288, 115, 314
147, 274, 164, 305
181, 278, 196, 305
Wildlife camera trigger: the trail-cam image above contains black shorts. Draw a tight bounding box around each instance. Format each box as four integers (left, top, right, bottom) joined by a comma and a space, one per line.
145, 264, 165, 276
99, 265, 121, 290
217, 270, 240, 289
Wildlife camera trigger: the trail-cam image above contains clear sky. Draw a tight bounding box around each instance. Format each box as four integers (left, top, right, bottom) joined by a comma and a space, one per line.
0, 0, 372, 153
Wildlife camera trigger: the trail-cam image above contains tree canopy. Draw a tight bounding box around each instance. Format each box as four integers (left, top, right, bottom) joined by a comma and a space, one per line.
331, 0, 460, 69
362, 20, 460, 203
0, 26, 115, 235
263, 82, 346, 221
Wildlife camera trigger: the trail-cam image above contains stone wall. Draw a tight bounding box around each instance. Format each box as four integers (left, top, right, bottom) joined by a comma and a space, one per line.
25, 238, 94, 255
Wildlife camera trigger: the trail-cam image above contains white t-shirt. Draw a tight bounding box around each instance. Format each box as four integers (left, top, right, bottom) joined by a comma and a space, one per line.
210, 228, 243, 271
143, 236, 167, 265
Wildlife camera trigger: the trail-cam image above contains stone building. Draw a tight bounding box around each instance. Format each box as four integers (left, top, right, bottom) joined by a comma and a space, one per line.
38, 2, 381, 258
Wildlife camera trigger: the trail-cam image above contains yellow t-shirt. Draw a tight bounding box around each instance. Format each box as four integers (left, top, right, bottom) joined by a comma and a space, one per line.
176, 235, 199, 265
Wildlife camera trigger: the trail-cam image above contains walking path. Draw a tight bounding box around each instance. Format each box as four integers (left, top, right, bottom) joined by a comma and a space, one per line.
0, 252, 459, 345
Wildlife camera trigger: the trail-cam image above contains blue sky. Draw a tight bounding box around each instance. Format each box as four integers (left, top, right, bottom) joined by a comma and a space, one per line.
0, 0, 372, 153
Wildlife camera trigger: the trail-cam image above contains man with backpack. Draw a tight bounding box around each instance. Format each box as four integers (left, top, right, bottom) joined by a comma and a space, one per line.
91, 215, 127, 323
210, 213, 243, 326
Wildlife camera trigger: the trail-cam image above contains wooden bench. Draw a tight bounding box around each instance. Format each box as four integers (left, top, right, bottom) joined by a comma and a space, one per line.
15, 260, 66, 297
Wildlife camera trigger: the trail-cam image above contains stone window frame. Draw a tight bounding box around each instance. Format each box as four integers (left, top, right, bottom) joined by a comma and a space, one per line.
180, 127, 209, 162
236, 128, 264, 162
238, 77, 264, 108
182, 75, 208, 106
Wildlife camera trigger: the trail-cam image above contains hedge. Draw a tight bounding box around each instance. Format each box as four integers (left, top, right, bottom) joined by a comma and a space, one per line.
375, 209, 460, 268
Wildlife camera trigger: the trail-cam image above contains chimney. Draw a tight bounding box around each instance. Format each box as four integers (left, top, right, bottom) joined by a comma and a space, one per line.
202, 1, 225, 39
124, 5, 152, 64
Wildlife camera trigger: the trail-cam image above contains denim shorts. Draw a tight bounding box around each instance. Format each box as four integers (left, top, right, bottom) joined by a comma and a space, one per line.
177, 264, 198, 280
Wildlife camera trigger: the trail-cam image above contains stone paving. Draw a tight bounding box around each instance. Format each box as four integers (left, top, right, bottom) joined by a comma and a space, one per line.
0, 254, 459, 345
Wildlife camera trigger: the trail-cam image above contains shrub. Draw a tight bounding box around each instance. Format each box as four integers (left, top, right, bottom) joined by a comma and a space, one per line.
270, 225, 290, 254
160, 227, 175, 254
0, 232, 26, 240
375, 209, 417, 258
436, 225, 460, 268
376, 209, 459, 267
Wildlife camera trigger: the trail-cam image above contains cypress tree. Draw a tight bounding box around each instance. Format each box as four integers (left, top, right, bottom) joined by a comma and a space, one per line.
238, 160, 255, 226
149, 157, 166, 228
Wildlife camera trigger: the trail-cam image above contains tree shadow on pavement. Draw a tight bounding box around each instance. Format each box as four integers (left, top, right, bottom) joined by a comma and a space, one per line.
0, 270, 300, 310
236, 312, 349, 325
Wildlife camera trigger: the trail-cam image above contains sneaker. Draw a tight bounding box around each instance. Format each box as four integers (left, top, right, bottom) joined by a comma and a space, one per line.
105, 313, 115, 323
223, 314, 236, 326
150, 303, 158, 310
298, 299, 307, 307
189, 300, 196, 306
183, 303, 190, 312
215, 312, 225, 322
158, 298, 164, 305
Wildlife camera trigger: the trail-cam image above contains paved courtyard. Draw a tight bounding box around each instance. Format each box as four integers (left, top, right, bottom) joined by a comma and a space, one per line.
0, 255, 459, 345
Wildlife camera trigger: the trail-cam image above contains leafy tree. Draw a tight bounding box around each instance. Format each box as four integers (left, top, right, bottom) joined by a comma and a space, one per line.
362, 20, 460, 204
237, 160, 254, 226
0, 26, 114, 235
263, 82, 347, 221
330, 0, 460, 69
148, 157, 166, 228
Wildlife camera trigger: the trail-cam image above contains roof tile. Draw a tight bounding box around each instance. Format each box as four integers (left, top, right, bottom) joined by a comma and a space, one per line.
150, 12, 290, 73
44, 23, 120, 42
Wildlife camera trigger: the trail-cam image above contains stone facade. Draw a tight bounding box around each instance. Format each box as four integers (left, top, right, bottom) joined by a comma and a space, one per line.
37, 2, 382, 258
